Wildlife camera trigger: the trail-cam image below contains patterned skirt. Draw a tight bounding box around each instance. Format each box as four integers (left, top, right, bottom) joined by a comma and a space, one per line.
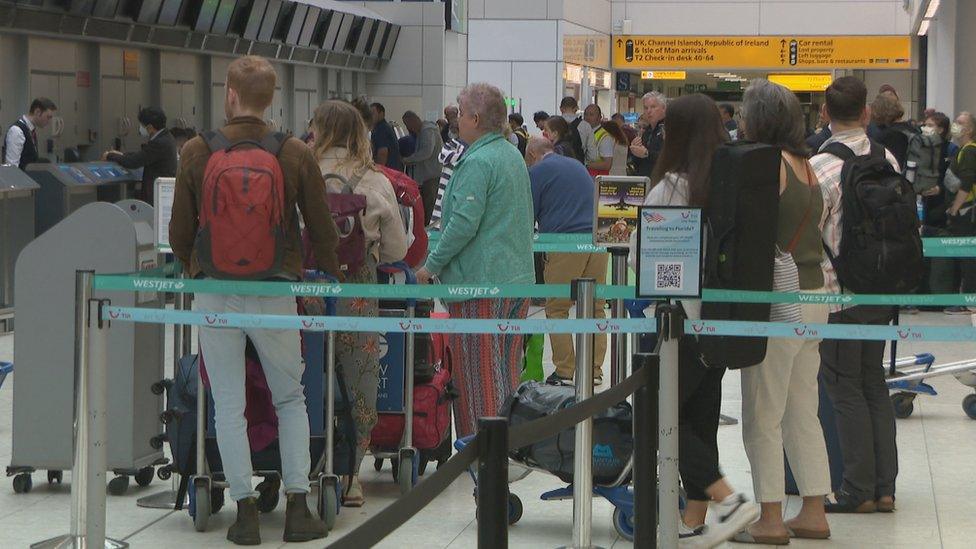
447, 298, 529, 438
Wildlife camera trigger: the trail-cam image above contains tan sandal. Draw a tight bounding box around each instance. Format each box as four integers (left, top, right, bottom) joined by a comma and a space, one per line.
787, 526, 831, 540
732, 530, 790, 545
341, 476, 364, 508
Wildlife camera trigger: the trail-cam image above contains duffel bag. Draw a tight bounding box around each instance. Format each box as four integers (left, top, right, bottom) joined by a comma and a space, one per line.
501, 381, 633, 485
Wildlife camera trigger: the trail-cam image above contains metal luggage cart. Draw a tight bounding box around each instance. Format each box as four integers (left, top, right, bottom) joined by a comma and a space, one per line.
367, 262, 422, 495
188, 274, 344, 533
887, 354, 976, 420
0, 362, 11, 391
453, 434, 639, 541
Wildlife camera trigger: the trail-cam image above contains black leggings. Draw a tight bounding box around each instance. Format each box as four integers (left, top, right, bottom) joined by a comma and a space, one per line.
678, 336, 726, 501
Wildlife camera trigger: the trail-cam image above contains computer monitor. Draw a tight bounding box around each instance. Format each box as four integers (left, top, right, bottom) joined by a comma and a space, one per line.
211, 0, 236, 34
91, 0, 120, 18
156, 0, 183, 25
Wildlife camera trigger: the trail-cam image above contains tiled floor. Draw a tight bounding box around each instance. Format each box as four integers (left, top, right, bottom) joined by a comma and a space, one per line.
1, 310, 975, 548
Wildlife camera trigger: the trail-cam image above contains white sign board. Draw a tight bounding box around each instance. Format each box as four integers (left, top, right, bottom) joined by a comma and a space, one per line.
154, 177, 175, 254
636, 206, 703, 299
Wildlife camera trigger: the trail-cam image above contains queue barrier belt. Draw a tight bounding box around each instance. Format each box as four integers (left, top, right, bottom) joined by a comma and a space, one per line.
326, 363, 653, 549
93, 275, 636, 300
94, 273, 976, 307
101, 306, 976, 341
100, 307, 656, 334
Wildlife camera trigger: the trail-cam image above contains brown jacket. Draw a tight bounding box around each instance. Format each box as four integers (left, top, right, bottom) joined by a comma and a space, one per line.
169, 116, 341, 279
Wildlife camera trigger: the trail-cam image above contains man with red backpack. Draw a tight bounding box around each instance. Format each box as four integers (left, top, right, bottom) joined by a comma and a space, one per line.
169, 55, 340, 546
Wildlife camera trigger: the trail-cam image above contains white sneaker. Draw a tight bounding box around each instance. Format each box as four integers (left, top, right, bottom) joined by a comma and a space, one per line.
697, 493, 760, 548
679, 521, 708, 547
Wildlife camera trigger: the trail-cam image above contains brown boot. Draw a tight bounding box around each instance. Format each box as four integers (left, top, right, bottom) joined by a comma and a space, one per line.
227, 497, 261, 546
283, 492, 327, 542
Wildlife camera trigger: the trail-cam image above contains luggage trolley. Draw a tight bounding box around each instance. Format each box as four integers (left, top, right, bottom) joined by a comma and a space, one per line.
887, 354, 976, 420
187, 274, 346, 533
368, 263, 423, 495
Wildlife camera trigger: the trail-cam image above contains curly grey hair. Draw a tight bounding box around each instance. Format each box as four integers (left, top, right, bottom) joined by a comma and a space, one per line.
458, 83, 508, 134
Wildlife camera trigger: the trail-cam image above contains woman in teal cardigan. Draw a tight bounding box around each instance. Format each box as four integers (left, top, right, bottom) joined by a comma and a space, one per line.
417, 83, 535, 437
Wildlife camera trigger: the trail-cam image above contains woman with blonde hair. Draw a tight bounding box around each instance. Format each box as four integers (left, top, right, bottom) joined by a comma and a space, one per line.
311, 99, 407, 507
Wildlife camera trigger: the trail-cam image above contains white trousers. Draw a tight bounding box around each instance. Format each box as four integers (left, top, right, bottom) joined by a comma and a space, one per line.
196, 293, 311, 502
740, 291, 831, 502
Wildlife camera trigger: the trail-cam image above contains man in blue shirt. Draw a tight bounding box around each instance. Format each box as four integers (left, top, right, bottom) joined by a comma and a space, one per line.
525, 137, 609, 385
370, 102, 403, 171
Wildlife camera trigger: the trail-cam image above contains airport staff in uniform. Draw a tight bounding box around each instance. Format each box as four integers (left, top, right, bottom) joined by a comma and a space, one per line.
103, 106, 177, 206
3, 97, 57, 169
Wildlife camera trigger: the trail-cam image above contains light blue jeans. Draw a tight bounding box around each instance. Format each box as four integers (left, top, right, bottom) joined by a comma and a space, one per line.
195, 293, 310, 502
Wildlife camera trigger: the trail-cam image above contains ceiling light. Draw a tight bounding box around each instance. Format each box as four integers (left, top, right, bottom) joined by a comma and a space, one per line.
925, 0, 941, 19
918, 19, 930, 36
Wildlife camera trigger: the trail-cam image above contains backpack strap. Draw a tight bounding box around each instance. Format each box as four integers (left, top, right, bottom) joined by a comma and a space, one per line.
202, 130, 232, 152
259, 131, 288, 156
202, 130, 288, 156
822, 142, 856, 162
868, 140, 887, 161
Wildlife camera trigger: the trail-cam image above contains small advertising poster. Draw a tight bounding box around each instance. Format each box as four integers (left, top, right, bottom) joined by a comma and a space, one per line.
593, 175, 649, 248
154, 177, 175, 253
636, 206, 703, 298
376, 330, 406, 413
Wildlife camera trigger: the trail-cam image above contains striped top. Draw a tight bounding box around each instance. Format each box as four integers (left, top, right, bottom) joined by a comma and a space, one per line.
430, 139, 465, 227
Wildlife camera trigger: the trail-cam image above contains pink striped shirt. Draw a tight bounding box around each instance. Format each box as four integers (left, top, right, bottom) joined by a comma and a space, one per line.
810, 128, 900, 312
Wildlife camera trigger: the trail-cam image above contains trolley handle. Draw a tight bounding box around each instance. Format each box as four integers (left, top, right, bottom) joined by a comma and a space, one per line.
625, 299, 653, 319
378, 261, 418, 284
303, 269, 340, 316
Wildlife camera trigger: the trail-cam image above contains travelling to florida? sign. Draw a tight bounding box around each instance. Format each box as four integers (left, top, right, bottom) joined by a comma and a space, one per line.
636, 206, 703, 299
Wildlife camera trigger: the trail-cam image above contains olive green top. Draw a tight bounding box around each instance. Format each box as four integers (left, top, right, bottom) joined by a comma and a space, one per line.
778, 160, 825, 289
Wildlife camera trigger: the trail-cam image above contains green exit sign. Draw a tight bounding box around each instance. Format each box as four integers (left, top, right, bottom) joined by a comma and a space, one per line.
505, 97, 518, 107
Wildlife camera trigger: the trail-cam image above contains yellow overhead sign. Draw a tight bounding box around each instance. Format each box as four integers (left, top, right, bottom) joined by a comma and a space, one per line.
768, 73, 833, 92
641, 71, 687, 80
613, 36, 911, 70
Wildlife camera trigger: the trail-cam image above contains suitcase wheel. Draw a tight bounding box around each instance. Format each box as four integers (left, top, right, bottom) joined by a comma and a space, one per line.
108, 475, 130, 496
12, 473, 32, 494
256, 477, 281, 513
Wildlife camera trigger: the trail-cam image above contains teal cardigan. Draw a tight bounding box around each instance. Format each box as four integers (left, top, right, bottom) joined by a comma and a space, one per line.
425, 132, 535, 288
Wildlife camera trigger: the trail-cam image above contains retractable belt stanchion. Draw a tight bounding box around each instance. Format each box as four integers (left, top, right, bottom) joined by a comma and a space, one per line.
477, 417, 509, 549
609, 249, 629, 386
632, 352, 660, 548
566, 278, 601, 549
33, 272, 128, 549
657, 304, 682, 548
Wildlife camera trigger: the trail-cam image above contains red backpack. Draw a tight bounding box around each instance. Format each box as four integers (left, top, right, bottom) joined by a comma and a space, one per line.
196, 131, 288, 280
377, 166, 428, 268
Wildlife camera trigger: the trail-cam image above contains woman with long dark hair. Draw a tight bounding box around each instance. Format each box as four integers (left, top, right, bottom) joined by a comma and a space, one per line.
630, 93, 759, 547
543, 116, 582, 162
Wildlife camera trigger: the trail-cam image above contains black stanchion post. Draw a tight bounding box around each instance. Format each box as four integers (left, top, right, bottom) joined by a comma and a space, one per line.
477, 417, 509, 549
632, 352, 660, 548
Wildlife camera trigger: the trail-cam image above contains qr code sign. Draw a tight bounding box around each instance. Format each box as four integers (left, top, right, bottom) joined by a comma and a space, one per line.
655, 262, 683, 290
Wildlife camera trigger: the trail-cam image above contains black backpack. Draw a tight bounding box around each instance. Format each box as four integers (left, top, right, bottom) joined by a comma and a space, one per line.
569, 117, 587, 162
823, 141, 923, 294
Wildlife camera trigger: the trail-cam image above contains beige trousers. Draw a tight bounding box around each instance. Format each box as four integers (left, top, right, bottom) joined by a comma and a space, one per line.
543, 251, 609, 379
740, 290, 831, 501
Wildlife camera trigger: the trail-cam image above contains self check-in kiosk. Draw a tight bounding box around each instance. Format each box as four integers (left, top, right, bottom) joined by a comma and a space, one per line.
0, 166, 40, 331
9, 200, 165, 492
25, 161, 139, 235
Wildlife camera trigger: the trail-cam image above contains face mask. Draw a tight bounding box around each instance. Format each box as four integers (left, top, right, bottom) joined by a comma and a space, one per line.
951, 123, 964, 139
139, 125, 149, 138
921, 125, 937, 137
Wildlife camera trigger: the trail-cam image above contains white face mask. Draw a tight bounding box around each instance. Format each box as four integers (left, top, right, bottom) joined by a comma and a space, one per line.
139, 125, 149, 138
951, 123, 964, 139
921, 125, 938, 137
